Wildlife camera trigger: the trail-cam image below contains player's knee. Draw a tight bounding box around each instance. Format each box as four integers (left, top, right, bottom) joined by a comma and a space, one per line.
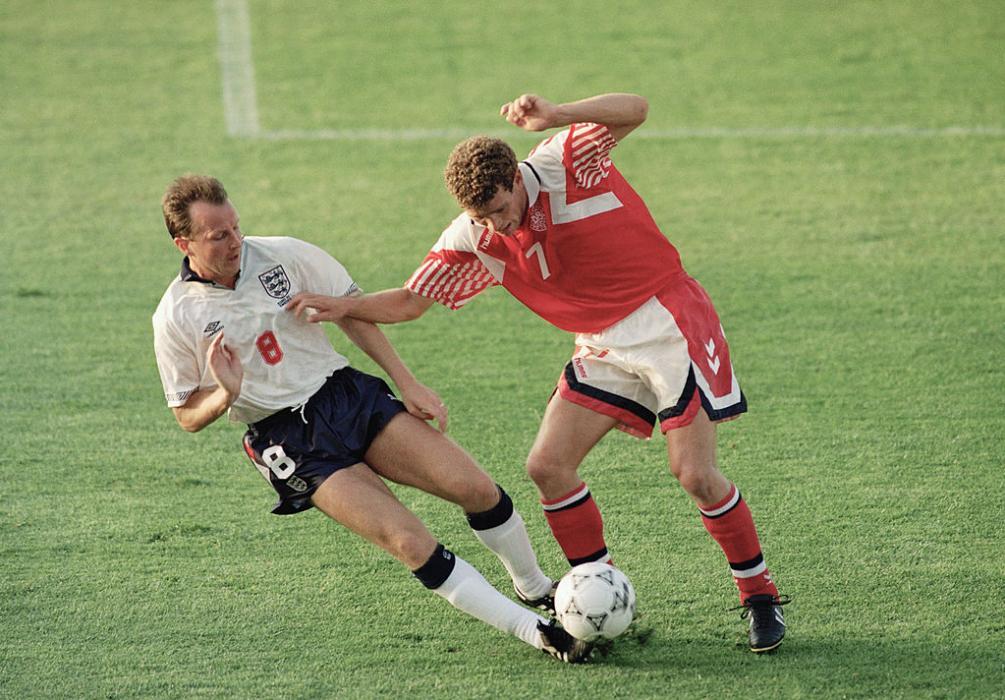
526, 448, 578, 490
455, 473, 500, 513
421, 449, 496, 511
525, 450, 557, 486
440, 456, 498, 511
385, 528, 437, 568
670, 460, 719, 502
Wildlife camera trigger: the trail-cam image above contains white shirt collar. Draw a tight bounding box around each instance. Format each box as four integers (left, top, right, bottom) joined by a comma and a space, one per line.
518, 161, 540, 208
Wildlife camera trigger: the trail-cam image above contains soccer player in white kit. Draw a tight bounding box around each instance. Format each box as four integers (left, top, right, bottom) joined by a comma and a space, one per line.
289, 93, 789, 652
151, 175, 593, 663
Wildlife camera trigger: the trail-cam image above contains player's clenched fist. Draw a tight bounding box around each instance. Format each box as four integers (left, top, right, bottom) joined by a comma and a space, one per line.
500, 94, 559, 132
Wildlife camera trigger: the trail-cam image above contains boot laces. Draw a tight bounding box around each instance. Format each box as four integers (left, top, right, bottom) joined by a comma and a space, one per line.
735, 595, 791, 626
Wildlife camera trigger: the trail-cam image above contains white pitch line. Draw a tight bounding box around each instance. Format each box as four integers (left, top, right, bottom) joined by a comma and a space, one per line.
216, 2, 1004, 142
639, 125, 1005, 139
259, 126, 1005, 141
639, 125, 1000, 137
216, 0, 260, 137
260, 128, 484, 141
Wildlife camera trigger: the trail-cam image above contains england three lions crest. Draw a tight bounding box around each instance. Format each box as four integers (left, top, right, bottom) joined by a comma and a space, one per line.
258, 265, 291, 299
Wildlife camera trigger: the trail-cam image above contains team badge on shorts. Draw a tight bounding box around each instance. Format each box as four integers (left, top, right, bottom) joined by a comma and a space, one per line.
286, 475, 308, 493
258, 265, 291, 299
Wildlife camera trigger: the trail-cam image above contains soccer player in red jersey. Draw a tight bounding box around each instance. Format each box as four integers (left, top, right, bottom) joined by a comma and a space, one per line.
289, 93, 789, 652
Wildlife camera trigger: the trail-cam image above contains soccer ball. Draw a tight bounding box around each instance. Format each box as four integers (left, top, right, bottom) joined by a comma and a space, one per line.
554, 562, 636, 641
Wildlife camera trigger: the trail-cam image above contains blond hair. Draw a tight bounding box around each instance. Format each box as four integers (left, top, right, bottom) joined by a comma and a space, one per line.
161, 175, 229, 239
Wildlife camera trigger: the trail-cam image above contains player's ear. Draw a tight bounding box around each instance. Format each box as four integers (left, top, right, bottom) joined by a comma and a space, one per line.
512, 168, 523, 191
173, 236, 191, 255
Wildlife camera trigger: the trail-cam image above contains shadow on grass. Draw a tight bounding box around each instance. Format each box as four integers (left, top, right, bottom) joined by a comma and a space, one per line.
589, 624, 999, 696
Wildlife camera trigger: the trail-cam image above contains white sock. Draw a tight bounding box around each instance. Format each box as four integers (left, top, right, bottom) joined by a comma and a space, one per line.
433, 555, 545, 649
472, 510, 554, 599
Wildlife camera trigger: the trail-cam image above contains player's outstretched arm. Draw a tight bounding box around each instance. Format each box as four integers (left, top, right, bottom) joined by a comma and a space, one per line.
334, 316, 449, 432
288, 288, 434, 325
500, 93, 648, 142
171, 333, 243, 432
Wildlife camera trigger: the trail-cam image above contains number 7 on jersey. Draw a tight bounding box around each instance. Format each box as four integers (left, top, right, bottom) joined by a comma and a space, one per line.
525, 242, 551, 279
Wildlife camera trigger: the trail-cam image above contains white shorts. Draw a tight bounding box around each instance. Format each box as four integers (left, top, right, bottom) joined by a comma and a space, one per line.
556, 277, 746, 438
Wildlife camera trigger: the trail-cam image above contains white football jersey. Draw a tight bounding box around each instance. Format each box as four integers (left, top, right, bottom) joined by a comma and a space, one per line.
153, 236, 357, 424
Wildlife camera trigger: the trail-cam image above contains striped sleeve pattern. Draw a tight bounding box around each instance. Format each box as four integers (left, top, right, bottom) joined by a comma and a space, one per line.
568, 122, 617, 189
405, 251, 497, 310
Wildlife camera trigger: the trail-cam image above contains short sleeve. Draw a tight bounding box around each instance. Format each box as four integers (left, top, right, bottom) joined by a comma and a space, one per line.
564, 123, 618, 189
152, 313, 201, 407
404, 215, 500, 308
405, 248, 497, 310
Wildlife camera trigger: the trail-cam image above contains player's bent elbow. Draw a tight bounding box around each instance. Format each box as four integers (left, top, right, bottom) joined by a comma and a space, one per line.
633, 96, 649, 125
172, 408, 205, 433
178, 418, 203, 433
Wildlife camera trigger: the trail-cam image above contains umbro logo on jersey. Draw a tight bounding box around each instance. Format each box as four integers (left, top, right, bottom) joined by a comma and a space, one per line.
259, 265, 291, 300
203, 321, 223, 337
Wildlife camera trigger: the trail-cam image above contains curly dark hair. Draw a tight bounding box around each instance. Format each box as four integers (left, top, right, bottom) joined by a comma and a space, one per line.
161, 174, 229, 239
444, 136, 518, 210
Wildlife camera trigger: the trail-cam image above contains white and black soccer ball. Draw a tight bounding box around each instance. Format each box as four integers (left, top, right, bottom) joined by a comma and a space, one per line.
554, 562, 636, 641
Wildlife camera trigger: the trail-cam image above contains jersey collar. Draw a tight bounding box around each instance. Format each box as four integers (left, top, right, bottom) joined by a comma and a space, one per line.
518, 161, 541, 209
179, 242, 246, 288
180, 256, 214, 284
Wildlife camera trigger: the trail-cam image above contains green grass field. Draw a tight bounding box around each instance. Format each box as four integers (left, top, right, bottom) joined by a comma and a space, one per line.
2, 1, 1004, 697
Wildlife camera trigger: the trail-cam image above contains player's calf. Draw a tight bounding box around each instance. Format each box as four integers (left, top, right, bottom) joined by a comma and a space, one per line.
413, 543, 551, 653
541, 481, 612, 567
467, 486, 555, 605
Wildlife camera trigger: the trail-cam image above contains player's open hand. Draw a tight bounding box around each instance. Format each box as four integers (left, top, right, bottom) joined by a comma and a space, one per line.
400, 380, 449, 433
207, 332, 243, 400
287, 292, 351, 323
500, 94, 558, 132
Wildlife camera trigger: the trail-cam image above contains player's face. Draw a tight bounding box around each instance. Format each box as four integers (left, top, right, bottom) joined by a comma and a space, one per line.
175, 200, 244, 288
466, 172, 528, 236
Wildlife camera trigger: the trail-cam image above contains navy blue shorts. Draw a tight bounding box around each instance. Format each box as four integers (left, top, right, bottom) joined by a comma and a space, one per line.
242, 367, 407, 515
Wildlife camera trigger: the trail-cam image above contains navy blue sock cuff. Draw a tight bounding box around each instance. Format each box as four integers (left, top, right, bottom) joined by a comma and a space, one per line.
465, 485, 514, 531
412, 543, 457, 590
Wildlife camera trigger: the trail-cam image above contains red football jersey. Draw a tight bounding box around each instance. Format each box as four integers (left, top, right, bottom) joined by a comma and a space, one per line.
406, 123, 685, 333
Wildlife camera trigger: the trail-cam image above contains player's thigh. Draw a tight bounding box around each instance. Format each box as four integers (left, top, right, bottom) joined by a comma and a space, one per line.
311, 462, 437, 569
363, 412, 498, 512
664, 408, 717, 472
528, 394, 618, 471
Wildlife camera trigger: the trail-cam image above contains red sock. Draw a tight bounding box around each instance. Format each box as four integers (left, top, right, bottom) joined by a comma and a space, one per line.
699, 483, 779, 602
542, 482, 612, 566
